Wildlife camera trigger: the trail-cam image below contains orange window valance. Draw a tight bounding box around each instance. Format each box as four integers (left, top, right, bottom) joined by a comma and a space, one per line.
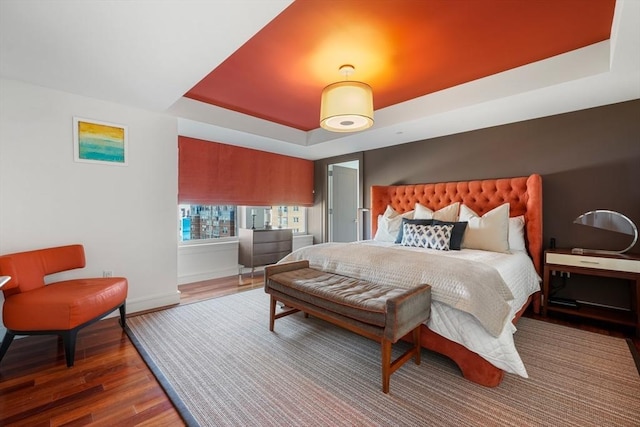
178, 136, 314, 206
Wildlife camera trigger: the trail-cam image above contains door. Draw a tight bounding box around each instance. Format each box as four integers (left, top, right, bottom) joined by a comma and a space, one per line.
329, 164, 358, 242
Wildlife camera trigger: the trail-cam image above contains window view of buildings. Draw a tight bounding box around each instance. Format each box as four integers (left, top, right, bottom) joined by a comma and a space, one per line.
274, 206, 305, 233
179, 205, 236, 240
179, 205, 306, 242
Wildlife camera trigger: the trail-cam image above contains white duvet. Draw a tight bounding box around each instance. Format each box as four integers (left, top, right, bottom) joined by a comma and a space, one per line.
280, 240, 541, 377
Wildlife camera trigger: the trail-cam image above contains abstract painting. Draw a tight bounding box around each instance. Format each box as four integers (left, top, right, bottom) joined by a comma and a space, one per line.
73, 117, 128, 165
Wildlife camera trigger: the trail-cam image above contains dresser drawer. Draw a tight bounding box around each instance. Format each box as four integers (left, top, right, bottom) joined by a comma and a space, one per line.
254, 241, 292, 255
238, 228, 294, 270
546, 252, 640, 274
253, 230, 292, 243
253, 252, 290, 266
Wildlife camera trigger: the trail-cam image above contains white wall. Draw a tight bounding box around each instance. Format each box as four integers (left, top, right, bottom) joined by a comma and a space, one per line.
0, 79, 181, 334
177, 234, 314, 284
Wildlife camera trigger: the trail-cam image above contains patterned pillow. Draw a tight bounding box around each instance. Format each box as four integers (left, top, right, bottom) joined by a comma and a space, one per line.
401, 223, 454, 250
395, 218, 434, 244
431, 220, 468, 250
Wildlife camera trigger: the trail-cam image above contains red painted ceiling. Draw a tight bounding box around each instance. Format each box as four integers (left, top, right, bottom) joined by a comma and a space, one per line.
185, 0, 616, 131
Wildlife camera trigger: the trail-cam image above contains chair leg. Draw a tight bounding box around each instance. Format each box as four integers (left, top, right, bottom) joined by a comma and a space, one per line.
61, 330, 79, 367
0, 331, 16, 363
119, 302, 126, 328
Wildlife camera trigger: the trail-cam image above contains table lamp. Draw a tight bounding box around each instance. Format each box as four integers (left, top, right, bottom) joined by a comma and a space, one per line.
571, 210, 637, 255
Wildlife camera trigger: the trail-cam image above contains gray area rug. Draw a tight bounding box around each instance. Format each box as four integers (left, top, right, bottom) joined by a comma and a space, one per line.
126, 289, 640, 427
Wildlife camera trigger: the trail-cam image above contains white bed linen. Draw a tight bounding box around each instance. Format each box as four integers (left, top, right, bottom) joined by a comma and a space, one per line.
281, 240, 541, 377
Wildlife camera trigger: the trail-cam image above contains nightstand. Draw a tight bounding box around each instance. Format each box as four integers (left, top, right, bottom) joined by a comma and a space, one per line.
542, 249, 640, 336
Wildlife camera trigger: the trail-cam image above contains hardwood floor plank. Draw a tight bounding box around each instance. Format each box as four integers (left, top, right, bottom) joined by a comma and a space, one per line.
1, 385, 104, 425
58, 412, 94, 427
1, 273, 637, 426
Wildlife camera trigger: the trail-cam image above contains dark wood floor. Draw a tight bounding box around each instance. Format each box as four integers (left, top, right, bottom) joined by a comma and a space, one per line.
1, 274, 638, 426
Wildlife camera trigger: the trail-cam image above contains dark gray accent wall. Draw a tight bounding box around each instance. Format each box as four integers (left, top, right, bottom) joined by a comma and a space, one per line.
314, 99, 640, 254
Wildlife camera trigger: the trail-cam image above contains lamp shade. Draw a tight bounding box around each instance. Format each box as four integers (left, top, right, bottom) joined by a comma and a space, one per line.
320, 81, 374, 132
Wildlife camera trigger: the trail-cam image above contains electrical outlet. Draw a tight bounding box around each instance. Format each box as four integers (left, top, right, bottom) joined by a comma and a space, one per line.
103, 270, 113, 278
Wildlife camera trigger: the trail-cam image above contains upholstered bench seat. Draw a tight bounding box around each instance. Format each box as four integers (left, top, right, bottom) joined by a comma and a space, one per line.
265, 260, 431, 393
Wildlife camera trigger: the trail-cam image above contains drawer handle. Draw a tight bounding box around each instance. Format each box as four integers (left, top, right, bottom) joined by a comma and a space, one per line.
579, 260, 600, 265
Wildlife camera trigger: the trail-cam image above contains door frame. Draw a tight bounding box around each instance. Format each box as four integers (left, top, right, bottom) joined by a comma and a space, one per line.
319, 152, 364, 243
328, 162, 359, 242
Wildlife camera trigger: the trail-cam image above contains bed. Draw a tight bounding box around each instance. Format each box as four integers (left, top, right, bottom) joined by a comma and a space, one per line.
280, 174, 543, 387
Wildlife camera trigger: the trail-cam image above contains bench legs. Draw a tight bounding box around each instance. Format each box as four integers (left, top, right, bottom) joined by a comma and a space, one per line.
269, 296, 302, 332
269, 296, 276, 331
381, 326, 422, 393
269, 294, 424, 394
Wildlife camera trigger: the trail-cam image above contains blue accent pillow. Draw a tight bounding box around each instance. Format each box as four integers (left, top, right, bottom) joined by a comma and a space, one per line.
395, 218, 434, 243
401, 223, 454, 250
431, 220, 468, 250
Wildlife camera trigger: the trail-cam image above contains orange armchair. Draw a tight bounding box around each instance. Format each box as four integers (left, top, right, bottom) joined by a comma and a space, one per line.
0, 244, 128, 367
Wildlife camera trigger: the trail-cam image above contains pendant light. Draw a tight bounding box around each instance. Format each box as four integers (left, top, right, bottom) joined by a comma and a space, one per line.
320, 65, 374, 132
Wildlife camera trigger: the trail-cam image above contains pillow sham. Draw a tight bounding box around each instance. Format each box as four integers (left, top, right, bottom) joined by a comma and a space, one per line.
414, 202, 460, 222
401, 223, 454, 251
458, 203, 510, 253
508, 215, 527, 252
431, 220, 468, 250
373, 206, 414, 242
394, 218, 434, 243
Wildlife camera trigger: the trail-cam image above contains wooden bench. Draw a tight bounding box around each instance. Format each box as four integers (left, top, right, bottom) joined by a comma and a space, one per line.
264, 260, 432, 393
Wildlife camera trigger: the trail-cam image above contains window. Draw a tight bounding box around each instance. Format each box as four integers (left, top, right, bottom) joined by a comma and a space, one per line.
179, 204, 307, 242
273, 206, 306, 233
179, 205, 236, 241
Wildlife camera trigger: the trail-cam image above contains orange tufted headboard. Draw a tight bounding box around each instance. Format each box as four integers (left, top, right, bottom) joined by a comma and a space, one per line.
370, 174, 543, 275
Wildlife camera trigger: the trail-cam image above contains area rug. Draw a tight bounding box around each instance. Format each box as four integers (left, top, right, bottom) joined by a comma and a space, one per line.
126, 289, 640, 427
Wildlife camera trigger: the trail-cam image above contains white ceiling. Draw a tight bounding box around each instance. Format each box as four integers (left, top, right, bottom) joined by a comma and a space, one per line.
1, 0, 638, 161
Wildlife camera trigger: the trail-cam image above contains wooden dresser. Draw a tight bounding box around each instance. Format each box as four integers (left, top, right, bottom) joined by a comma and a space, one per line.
239, 228, 293, 276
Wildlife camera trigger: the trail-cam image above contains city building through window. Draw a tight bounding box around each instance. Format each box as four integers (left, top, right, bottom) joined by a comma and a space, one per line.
179, 205, 306, 242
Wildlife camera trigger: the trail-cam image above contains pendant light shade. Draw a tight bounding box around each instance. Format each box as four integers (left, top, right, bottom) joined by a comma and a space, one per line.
320, 65, 374, 132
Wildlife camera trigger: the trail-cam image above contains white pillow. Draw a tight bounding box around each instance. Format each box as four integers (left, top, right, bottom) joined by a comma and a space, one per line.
373, 206, 414, 242
414, 202, 460, 222
401, 223, 454, 251
458, 203, 510, 253
508, 215, 527, 252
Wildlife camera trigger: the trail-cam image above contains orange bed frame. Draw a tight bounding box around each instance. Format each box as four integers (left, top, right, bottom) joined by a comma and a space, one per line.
370, 174, 543, 387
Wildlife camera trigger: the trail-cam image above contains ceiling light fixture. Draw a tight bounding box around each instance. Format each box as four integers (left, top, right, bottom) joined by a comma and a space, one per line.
320, 65, 373, 132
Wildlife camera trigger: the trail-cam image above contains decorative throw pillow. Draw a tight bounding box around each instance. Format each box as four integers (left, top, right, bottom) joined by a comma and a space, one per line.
373, 206, 414, 242
458, 203, 510, 253
401, 223, 454, 251
508, 215, 527, 252
395, 218, 434, 243
430, 220, 468, 250
414, 202, 460, 222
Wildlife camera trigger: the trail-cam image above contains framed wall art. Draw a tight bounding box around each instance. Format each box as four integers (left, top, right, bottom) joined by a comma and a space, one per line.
73, 117, 128, 166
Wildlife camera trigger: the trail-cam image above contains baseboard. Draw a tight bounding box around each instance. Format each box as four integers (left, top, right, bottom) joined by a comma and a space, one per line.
178, 267, 239, 285
122, 291, 182, 315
